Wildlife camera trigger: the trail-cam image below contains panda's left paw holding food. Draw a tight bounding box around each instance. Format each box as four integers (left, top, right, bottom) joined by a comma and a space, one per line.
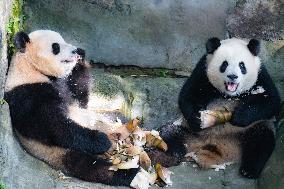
230, 110, 251, 127
200, 110, 217, 129
91, 130, 112, 154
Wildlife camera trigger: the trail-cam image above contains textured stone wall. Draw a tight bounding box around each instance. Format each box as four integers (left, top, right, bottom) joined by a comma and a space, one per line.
25, 0, 237, 70
0, 0, 11, 99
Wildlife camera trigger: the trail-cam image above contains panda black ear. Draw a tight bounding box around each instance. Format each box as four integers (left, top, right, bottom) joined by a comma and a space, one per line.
14, 31, 30, 53
247, 39, 260, 56
206, 37, 221, 54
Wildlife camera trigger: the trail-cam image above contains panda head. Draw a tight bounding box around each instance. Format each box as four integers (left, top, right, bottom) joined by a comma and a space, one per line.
14, 30, 84, 78
206, 37, 261, 96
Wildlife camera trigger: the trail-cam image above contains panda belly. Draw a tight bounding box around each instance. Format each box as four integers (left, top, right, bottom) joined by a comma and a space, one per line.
185, 98, 246, 168
183, 98, 274, 169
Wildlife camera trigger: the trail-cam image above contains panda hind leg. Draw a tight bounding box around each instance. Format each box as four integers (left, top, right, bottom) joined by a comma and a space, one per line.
239, 120, 275, 179
63, 151, 139, 186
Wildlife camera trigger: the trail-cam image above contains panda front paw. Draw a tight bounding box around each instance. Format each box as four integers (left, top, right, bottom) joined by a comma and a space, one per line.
92, 130, 112, 154
230, 109, 253, 127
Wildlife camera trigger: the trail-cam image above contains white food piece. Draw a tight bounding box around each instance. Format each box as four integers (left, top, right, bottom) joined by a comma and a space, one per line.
108, 166, 118, 171
117, 156, 140, 169
192, 164, 198, 168
199, 110, 217, 129
158, 166, 173, 186
173, 117, 183, 126
210, 162, 233, 171
130, 168, 153, 189
116, 117, 122, 125
109, 156, 140, 171
185, 152, 198, 162
251, 86, 265, 95
150, 130, 160, 137
132, 129, 147, 146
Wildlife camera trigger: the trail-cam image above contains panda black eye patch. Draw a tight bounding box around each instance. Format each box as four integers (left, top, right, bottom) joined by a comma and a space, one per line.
219, 61, 228, 73
239, 61, 247, 74
52, 43, 60, 55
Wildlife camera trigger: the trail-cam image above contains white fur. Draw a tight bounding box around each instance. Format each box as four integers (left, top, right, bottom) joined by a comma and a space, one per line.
5, 30, 79, 92
206, 38, 261, 96
29, 30, 78, 78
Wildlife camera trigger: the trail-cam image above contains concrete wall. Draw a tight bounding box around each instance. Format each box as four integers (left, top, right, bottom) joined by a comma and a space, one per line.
25, 0, 236, 70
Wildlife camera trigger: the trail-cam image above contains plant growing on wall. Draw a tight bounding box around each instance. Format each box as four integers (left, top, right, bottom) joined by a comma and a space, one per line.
6, 0, 26, 61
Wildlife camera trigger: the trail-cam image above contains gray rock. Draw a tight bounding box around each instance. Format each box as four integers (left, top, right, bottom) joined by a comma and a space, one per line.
1, 0, 284, 188
227, 0, 284, 41
258, 119, 284, 189
0, 0, 11, 99
0, 71, 258, 189
25, 0, 236, 70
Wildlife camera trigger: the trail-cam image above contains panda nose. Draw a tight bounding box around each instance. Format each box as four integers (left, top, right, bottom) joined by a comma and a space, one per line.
227, 74, 238, 80
72, 48, 85, 57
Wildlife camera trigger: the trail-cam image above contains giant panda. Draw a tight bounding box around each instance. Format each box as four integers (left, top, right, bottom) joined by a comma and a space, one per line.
154, 37, 281, 179
4, 30, 144, 187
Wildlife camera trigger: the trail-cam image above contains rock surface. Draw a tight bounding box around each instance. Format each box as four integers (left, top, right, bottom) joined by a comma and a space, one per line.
227, 0, 284, 41
0, 0, 284, 188
0, 70, 257, 189
25, 0, 236, 70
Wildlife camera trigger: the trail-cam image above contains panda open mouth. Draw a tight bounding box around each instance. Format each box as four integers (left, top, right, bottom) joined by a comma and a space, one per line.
225, 82, 239, 92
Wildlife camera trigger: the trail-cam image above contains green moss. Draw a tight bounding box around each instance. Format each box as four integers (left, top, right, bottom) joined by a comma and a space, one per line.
0, 99, 7, 105
6, 0, 26, 60
91, 72, 124, 99
0, 182, 7, 189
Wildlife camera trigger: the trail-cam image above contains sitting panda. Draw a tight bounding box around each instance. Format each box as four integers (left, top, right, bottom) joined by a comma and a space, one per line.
4, 30, 142, 186
156, 37, 281, 179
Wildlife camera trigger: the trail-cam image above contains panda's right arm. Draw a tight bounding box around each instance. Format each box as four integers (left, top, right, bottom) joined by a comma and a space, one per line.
178, 56, 218, 131
17, 83, 111, 154
41, 100, 112, 154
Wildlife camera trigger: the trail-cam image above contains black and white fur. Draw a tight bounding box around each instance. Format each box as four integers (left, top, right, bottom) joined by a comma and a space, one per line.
4, 30, 140, 186
156, 37, 280, 179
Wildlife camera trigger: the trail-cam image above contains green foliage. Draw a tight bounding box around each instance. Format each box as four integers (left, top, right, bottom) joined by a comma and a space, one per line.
0, 99, 7, 105
159, 69, 169, 77
0, 182, 7, 189
6, 0, 26, 59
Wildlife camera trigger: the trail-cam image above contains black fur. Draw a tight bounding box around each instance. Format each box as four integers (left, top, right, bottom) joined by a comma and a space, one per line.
247, 39, 260, 56
73, 48, 86, 59
4, 81, 111, 155
206, 37, 221, 54
67, 63, 91, 108
64, 151, 139, 186
52, 43, 60, 55
239, 121, 275, 179
14, 31, 30, 53
178, 55, 221, 132
179, 56, 281, 131
230, 66, 281, 127
239, 62, 247, 74
177, 41, 280, 179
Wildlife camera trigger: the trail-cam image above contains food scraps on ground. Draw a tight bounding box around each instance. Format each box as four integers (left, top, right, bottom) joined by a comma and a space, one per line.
107, 118, 172, 188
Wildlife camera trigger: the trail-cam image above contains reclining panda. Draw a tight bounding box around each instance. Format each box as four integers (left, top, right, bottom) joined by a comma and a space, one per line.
4, 30, 142, 186
157, 37, 281, 179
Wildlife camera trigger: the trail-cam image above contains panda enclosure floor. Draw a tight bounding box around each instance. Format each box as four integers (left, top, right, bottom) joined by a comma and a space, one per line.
88, 66, 257, 189
1, 66, 283, 189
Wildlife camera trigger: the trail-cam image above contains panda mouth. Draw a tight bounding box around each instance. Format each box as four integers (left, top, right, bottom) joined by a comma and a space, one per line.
225, 82, 239, 92
61, 60, 73, 63
61, 55, 81, 63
